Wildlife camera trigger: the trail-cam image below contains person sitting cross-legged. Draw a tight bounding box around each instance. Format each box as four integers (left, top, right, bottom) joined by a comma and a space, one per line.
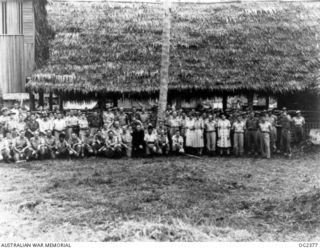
172, 130, 185, 155
68, 132, 84, 158
55, 133, 71, 159
12, 131, 32, 162
0, 133, 12, 163
156, 129, 169, 155
82, 129, 96, 157
144, 125, 158, 156
94, 130, 107, 157
105, 130, 122, 158
44, 130, 56, 159
29, 131, 46, 160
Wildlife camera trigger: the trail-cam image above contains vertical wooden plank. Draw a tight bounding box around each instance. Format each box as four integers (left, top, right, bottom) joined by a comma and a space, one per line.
247, 92, 254, 110
0, 2, 3, 34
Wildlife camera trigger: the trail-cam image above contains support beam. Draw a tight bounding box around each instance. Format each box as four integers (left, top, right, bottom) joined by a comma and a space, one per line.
39, 91, 44, 108
29, 92, 35, 111
222, 94, 228, 111
266, 95, 270, 109
49, 92, 53, 111
113, 97, 118, 108
247, 92, 254, 110
59, 95, 64, 111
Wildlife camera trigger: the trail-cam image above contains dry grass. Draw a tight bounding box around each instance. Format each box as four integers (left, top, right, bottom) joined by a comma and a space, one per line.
0, 154, 320, 241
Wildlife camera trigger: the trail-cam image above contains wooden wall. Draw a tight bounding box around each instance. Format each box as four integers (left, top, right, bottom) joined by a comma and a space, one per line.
0, 35, 25, 93
0, 0, 35, 95
23, 0, 35, 77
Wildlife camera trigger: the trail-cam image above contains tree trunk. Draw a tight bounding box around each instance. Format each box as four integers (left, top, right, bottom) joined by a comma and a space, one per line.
29, 92, 35, 111
157, 0, 171, 128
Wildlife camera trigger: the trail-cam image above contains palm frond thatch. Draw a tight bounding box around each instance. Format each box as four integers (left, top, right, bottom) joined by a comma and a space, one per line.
27, 1, 320, 96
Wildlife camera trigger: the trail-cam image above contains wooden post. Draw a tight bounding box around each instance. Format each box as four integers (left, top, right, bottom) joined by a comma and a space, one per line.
157, 0, 171, 128
247, 92, 254, 110
29, 92, 35, 111
59, 95, 63, 111
113, 96, 118, 108
49, 92, 53, 111
222, 94, 228, 111
39, 91, 44, 108
265, 95, 270, 109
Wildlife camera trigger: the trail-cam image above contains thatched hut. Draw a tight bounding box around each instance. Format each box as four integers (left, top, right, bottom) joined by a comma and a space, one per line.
27, 0, 320, 110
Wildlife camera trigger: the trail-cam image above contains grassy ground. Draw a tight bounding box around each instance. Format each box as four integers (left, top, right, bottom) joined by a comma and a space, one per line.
0, 154, 320, 241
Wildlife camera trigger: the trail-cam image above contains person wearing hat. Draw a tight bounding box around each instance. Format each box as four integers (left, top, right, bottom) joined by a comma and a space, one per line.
292, 110, 305, 145
144, 125, 157, 156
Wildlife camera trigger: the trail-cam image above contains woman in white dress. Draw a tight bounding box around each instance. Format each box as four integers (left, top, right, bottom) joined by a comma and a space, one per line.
217, 114, 231, 155
185, 113, 195, 153
192, 113, 204, 155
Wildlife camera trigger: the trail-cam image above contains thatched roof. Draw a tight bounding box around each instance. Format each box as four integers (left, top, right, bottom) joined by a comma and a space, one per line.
27, 1, 320, 97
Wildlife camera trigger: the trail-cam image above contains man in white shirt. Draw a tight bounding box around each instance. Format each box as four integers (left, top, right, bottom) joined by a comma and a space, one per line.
259, 114, 272, 159
53, 113, 67, 141
144, 125, 157, 156
39, 114, 53, 136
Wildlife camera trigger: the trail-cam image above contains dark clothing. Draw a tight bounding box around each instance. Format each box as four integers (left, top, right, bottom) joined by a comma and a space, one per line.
132, 130, 145, 157
89, 115, 103, 128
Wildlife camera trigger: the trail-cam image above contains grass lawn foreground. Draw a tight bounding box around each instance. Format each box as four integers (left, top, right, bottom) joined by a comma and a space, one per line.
0, 154, 320, 241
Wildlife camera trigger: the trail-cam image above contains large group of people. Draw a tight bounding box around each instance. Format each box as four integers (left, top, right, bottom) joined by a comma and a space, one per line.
0, 102, 306, 163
